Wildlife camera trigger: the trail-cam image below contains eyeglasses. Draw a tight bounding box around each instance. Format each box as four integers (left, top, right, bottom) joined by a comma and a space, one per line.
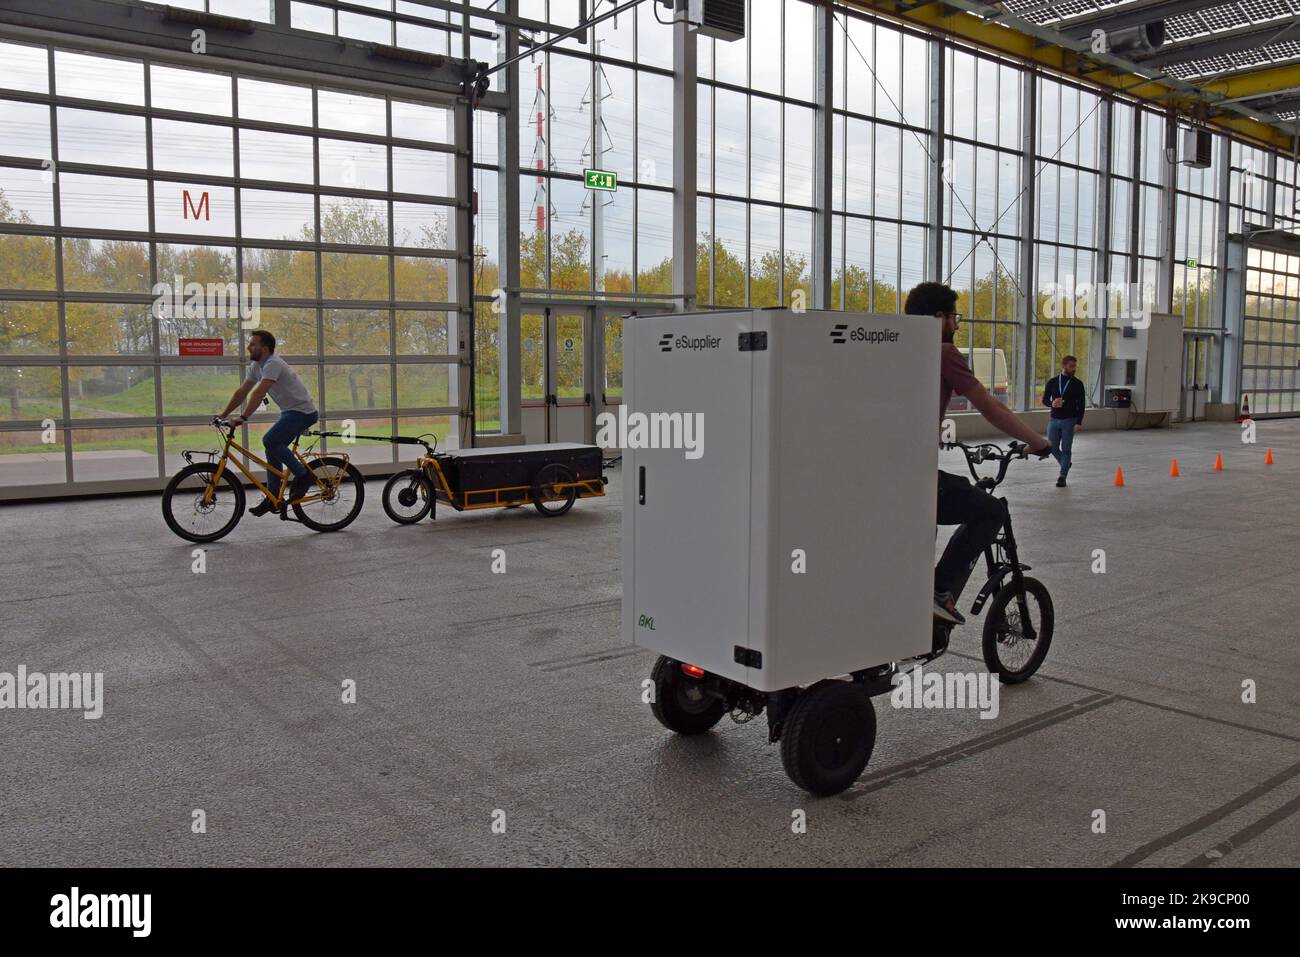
952, 313, 963, 325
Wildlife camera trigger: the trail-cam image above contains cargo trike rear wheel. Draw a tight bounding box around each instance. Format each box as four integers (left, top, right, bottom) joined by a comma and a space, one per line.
649, 656, 727, 735
780, 680, 876, 796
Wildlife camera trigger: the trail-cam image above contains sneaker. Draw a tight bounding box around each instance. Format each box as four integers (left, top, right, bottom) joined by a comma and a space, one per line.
1056, 476, 1067, 488
932, 621, 951, 656
249, 497, 277, 517
934, 591, 966, 625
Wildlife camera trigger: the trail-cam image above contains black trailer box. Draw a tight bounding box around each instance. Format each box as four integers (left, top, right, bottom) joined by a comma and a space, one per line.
436, 443, 604, 495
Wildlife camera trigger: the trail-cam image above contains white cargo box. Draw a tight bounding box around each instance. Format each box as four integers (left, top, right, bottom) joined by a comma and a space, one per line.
622, 309, 940, 692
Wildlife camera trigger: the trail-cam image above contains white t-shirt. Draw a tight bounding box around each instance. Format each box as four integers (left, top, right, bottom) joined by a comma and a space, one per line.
246, 354, 317, 414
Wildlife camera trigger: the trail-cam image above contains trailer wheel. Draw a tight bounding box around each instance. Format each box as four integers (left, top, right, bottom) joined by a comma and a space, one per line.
649, 656, 726, 735
780, 681, 875, 796
382, 469, 432, 524
532, 463, 577, 517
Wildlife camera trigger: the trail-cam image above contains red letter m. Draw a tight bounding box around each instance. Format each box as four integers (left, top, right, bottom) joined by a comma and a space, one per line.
183, 190, 210, 221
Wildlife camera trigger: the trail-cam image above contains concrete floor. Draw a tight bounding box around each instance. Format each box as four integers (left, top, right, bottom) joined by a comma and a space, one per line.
1, 419, 1297, 867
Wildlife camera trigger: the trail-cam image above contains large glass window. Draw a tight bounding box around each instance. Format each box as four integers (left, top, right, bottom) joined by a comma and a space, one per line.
828, 11, 931, 320
942, 46, 1023, 411
0, 39, 466, 491
697, 0, 822, 308
515, 0, 677, 299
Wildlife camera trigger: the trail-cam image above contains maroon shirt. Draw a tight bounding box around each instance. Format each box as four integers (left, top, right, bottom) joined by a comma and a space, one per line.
940, 342, 981, 420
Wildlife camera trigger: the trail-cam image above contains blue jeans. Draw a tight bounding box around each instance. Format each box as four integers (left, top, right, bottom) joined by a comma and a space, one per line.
1048, 417, 1076, 477
263, 410, 318, 497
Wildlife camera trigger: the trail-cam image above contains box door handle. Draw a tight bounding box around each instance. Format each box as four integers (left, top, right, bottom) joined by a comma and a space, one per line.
638, 466, 646, 505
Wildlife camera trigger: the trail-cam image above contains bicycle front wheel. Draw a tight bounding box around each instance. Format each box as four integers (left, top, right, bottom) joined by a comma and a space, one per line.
161, 462, 245, 543
981, 577, 1054, 684
292, 456, 365, 532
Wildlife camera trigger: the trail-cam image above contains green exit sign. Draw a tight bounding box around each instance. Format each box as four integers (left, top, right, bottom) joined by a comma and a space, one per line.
1186, 258, 1199, 268
584, 168, 617, 192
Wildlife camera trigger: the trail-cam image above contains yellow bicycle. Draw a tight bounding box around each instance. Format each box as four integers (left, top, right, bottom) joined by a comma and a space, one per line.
161, 418, 365, 543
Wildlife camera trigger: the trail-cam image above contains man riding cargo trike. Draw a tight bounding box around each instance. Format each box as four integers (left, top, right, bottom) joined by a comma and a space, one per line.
622, 294, 1054, 796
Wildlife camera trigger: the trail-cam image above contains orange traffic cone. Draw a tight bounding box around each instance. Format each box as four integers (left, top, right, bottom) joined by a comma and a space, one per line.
1214, 453, 1224, 471
1170, 459, 1180, 477
1265, 448, 1274, 465
1114, 467, 1126, 487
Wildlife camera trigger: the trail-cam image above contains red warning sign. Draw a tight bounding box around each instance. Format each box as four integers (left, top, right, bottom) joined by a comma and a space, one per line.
179, 337, 224, 357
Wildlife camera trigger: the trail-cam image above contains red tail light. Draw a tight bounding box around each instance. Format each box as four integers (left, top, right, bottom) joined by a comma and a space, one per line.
680, 664, 705, 679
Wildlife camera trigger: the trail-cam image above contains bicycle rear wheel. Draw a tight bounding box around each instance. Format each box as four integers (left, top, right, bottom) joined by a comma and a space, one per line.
161, 462, 245, 543
292, 456, 365, 532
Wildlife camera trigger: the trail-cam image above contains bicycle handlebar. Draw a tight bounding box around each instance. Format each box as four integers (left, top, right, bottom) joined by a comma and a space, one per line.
941, 440, 1035, 488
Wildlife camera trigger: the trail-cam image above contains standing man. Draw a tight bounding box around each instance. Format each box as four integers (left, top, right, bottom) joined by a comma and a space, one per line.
218, 330, 319, 516
1042, 355, 1085, 488
905, 282, 1052, 625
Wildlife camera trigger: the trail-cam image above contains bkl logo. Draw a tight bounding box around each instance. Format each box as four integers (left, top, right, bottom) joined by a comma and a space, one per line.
637, 614, 656, 631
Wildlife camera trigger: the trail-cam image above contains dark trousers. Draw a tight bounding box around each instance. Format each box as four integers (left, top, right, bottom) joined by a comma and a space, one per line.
935, 470, 1005, 600
263, 410, 318, 496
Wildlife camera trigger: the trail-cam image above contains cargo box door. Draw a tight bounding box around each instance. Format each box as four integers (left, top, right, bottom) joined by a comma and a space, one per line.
627, 315, 754, 684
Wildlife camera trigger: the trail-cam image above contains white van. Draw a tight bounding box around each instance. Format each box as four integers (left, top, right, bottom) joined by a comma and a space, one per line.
946, 347, 1011, 411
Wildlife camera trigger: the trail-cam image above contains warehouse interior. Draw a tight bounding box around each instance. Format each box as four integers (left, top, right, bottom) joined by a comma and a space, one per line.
1, 0, 1298, 868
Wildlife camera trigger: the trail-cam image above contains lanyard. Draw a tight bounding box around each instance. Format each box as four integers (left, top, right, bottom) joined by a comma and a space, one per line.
1058, 374, 1069, 399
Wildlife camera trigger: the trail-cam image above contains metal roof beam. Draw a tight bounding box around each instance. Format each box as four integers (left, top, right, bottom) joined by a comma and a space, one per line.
1138, 19, 1300, 68
0, 0, 483, 99
843, 1, 1298, 150
1255, 94, 1300, 114
1058, 0, 1218, 41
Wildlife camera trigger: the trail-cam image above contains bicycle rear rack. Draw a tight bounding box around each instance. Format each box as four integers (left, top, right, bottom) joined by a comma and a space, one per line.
180, 449, 220, 466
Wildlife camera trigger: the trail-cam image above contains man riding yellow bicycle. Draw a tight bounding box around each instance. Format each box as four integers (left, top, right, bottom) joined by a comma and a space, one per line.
162, 330, 364, 543
161, 417, 364, 543
218, 330, 319, 517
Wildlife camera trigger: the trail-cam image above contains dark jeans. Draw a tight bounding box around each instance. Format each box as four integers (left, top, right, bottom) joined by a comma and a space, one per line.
263, 410, 318, 497
935, 470, 1005, 601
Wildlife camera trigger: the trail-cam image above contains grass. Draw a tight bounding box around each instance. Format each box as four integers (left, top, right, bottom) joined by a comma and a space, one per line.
2, 369, 507, 456
0, 417, 463, 457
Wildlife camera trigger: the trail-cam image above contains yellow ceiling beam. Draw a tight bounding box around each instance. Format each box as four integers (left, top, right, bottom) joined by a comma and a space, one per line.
1196, 61, 1300, 101
846, 1, 1296, 153
1084, 61, 1300, 105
